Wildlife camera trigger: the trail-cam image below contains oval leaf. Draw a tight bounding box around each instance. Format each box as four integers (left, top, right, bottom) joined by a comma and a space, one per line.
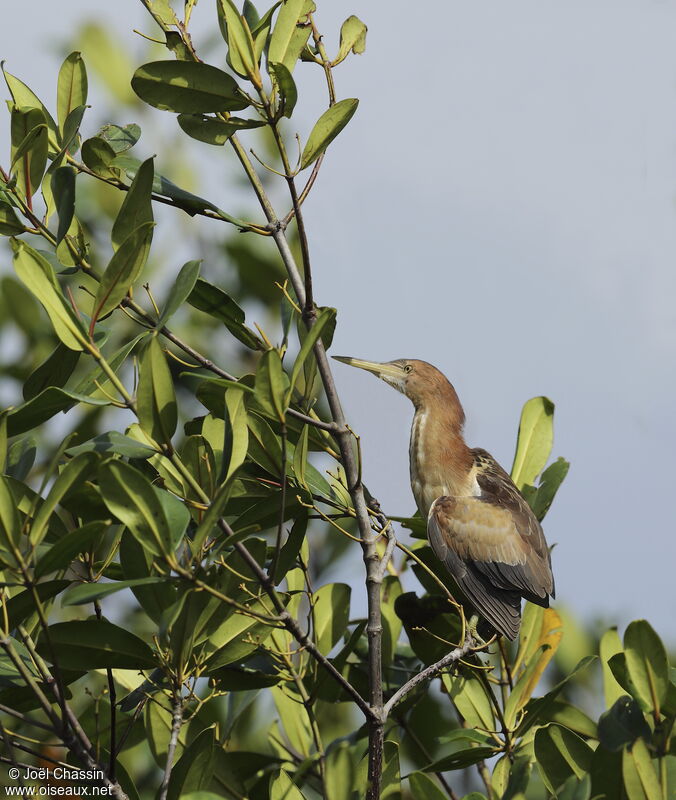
132, 61, 249, 113
36, 619, 156, 669
93, 221, 155, 322
11, 238, 87, 351
57, 52, 88, 132
98, 459, 172, 558
137, 336, 178, 445
510, 396, 555, 490
301, 98, 359, 170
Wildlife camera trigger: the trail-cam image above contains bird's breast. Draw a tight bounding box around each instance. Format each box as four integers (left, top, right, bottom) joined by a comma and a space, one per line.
409, 409, 477, 516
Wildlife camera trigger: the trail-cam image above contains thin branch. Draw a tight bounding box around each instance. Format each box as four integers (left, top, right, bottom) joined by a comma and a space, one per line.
0, 703, 53, 732
376, 526, 397, 582
0, 719, 26, 790
158, 690, 183, 800
269, 422, 288, 585
383, 636, 475, 718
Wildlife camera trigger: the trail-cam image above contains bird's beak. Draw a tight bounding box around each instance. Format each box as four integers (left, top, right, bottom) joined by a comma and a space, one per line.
333, 356, 404, 381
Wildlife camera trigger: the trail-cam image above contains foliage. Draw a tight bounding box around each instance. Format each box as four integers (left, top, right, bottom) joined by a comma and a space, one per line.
0, 2, 674, 800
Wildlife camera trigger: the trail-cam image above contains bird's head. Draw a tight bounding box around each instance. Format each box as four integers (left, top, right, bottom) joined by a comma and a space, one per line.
333, 356, 456, 410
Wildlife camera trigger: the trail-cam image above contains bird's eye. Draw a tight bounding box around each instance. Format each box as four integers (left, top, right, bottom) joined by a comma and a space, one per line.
404, 364, 413, 374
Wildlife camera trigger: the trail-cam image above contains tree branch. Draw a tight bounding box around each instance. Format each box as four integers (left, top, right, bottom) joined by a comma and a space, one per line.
159, 690, 183, 800
383, 636, 475, 718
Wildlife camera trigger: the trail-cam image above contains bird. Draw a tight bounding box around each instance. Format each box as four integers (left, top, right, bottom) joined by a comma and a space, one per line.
333, 357, 555, 640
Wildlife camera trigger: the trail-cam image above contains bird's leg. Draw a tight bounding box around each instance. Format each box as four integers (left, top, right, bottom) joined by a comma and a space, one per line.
467, 613, 480, 640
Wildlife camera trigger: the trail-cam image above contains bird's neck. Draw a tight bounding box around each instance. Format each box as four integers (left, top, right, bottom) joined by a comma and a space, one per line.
409, 395, 474, 517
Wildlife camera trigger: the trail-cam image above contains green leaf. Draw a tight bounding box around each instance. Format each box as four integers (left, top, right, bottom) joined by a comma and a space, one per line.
10, 107, 48, 197
408, 772, 447, 800
424, 746, 498, 773
92, 221, 155, 322
98, 459, 173, 558
65, 431, 157, 460
187, 278, 263, 349
601, 627, 629, 709
58, 104, 87, 159
255, 349, 287, 422
314, 583, 351, 654
622, 738, 662, 800
268, 62, 297, 118
534, 724, 594, 795
111, 157, 154, 251
52, 165, 76, 244
270, 769, 308, 800
510, 396, 555, 489
36, 619, 156, 669
598, 695, 652, 752
271, 685, 312, 758
98, 122, 141, 154
29, 452, 99, 548
268, 0, 316, 74
70, 332, 149, 397
547, 701, 598, 739
288, 307, 336, 400
0, 476, 21, 567
301, 98, 359, 170
145, 693, 185, 767
132, 61, 249, 113
292, 424, 309, 489
441, 673, 495, 732
167, 727, 215, 800
624, 619, 669, 716
62, 577, 167, 606
192, 389, 249, 553
224, 389, 249, 481
0, 200, 25, 235
11, 239, 87, 350
137, 336, 178, 445
111, 154, 246, 225
6, 436, 37, 481
382, 740, 401, 800
251, 2, 282, 61
23, 342, 80, 400
2, 66, 59, 150
217, 0, 260, 83
156, 488, 190, 549
531, 456, 569, 521
515, 656, 597, 739
6, 387, 109, 437
81, 136, 119, 179
4, 581, 71, 631
212, 663, 280, 691
335, 16, 368, 65
0, 414, 7, 473
177, 113, 265, 145
157, 260, 202, 327
204, 600, 276, 671
34, 520, 107, 579
57, 52, 88, 131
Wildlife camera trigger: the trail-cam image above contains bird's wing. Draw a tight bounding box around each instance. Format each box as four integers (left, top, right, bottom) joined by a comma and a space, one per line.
426, 451, 555, 640
427, 499, 524, 639
472, 448, 555, 599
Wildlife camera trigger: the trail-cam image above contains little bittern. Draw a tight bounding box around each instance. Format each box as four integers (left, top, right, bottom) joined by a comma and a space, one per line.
334, 357, 555, 640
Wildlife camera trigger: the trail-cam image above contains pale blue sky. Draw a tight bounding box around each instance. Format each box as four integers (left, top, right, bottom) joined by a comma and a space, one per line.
2, 1, 675, 642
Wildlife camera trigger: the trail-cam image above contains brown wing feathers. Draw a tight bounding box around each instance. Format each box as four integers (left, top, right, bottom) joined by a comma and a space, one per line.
427, 450, 555, 640
428, 510, 523, 639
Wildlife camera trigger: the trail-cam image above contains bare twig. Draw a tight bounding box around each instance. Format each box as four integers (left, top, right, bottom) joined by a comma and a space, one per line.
383, 636, 475, 718
159, 690, 183, 800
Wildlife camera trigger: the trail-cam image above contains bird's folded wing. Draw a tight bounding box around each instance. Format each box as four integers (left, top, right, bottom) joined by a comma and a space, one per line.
427, 498, 522, 639
428, 495, 552, 605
